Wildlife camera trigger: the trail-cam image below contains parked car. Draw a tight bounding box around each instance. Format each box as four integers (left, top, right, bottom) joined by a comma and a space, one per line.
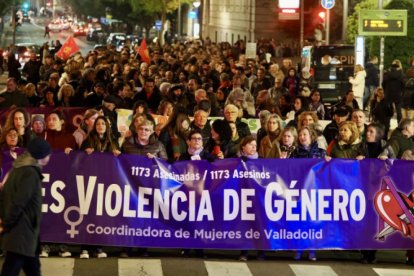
73, 24, 87, 37
106, 33, 126, 46
87, 29, 105, 43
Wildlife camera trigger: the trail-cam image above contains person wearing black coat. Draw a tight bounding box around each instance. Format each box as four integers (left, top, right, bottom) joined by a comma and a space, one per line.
370, 87, 393, 138
22, 53, 42, 85
0, 138, 51, 276
7, 53, 21, 81
382, 62, 405, 122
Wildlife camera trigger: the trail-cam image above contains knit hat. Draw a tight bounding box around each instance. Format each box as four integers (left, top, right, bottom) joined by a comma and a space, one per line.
27, 137, 52, 160
31, 114, 45, 126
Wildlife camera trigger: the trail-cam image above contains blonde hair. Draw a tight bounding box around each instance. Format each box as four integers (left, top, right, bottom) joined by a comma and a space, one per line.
297, 111, 319, 129
392, 59, 403, 70
354, 64, 364, 73
339, 121, 360, 144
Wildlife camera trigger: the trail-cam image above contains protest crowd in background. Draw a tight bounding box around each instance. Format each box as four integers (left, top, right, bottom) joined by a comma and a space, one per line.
1, 36, 414, 264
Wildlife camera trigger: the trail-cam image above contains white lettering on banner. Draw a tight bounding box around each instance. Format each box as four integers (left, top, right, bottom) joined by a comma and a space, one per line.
76, 175, 97, 215
264, 182, 366, 221
49, 180, 66, 213
42, 175, 366, 223
86, 224, 172, 238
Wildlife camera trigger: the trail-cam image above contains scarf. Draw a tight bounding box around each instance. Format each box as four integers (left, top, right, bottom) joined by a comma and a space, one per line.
240, 151, 259, 159
188, 147, 203, 156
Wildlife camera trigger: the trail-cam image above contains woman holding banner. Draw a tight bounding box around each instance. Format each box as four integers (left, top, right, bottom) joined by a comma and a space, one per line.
291, 125, 327, 261
259, 114, 283, 158
237, 136, 265, 261
327, 121, 361, 159
204, 119, 237, 159
81, 116, 120, 156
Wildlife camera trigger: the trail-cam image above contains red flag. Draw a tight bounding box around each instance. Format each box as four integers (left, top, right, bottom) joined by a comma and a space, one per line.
56, 36, 80, 60
137, 39, 150, 65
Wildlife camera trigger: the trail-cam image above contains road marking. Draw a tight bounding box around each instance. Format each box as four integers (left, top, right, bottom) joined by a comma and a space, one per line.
373, 268, 414, 276
289, 264, 338, 276
204, 261, 252, 276
118, 259, 163, 276
41, 258, 75, 276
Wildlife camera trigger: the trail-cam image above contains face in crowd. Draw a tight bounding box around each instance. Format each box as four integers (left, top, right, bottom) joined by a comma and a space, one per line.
137, 123, 154, 143
47, 113, 63, 131
224, 105, 239, 123
95, 117, 108, 137
194, 111, 208, 129
187, 133, 203, 151
282, 130, 295, 147
298, 128, 312, 148
242, 140, 257, 156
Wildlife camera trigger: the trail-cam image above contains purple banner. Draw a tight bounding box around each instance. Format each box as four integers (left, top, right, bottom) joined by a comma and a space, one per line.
8, 151, 414, 250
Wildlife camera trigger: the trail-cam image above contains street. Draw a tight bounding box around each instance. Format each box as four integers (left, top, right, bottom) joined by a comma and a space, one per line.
0, 15, 94, 57
0, 249, 413, 276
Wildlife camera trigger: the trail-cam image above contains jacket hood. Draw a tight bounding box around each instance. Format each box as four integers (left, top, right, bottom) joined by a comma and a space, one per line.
12, 152, 41, 169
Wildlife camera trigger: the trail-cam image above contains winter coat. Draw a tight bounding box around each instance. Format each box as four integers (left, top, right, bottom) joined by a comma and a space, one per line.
365, 62, 379, 87
381, 128, 414, 159
291, 142, 326, 159
204, 139, 238, 158
259, 135, 281, 158
0, 152, 43, 257
178, 149, 215, 162
122, 135, 168, 160
359, 140, 387, 158
382, 66, 405, 102
328, 139, 362, 159
0, 90, 30, 109
349, 70, 366, 104
234, 118, 251, 140
370, 99, 393, 130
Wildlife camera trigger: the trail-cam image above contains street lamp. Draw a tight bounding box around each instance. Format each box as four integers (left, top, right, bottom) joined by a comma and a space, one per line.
192, 1, 201, 38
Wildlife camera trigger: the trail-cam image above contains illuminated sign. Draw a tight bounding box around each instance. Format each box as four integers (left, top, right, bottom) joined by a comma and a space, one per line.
279, 0, 299, 9
362, 19, 403, 32
358, 10, 407, 36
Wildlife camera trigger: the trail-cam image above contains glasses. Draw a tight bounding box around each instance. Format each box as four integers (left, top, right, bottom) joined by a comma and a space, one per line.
191, 137, 203, 141
225, 111, 238, 115
138, 127, 152, 132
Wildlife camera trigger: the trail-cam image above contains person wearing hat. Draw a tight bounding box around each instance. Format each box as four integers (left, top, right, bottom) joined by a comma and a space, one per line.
0, 137, 52, 276
323, 106, 350, 145
31, 115, 46, 139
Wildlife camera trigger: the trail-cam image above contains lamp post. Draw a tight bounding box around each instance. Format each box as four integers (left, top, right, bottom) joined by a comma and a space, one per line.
177, 0, 181, 38
192, 1, 201, 38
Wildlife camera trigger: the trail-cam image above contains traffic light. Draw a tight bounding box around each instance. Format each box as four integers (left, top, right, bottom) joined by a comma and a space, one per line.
317, 11, 326, 29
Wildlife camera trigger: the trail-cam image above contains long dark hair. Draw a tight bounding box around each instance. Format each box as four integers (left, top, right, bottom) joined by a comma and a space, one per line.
84, 116, 118, 152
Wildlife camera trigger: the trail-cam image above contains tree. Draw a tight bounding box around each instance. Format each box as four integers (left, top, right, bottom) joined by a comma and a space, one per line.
346, 0, 377, 44
118, 0, 190, 44
371, 0, 414, 67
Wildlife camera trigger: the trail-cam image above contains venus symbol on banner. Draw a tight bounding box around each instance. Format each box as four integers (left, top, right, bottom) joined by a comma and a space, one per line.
64, 206, 84, 238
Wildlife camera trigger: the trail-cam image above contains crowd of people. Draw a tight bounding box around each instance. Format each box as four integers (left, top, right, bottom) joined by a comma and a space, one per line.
0, 37, 414, 264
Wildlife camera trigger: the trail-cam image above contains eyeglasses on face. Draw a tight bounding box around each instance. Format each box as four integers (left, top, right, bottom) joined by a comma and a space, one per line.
190, 137, 203, 141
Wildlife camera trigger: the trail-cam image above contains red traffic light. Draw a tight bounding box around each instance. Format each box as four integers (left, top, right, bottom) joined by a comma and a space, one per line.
318, 11, 326, 20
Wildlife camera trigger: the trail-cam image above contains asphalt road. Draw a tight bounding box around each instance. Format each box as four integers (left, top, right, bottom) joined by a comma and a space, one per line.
0, 249, 413, 276
0, 16, 94, 56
